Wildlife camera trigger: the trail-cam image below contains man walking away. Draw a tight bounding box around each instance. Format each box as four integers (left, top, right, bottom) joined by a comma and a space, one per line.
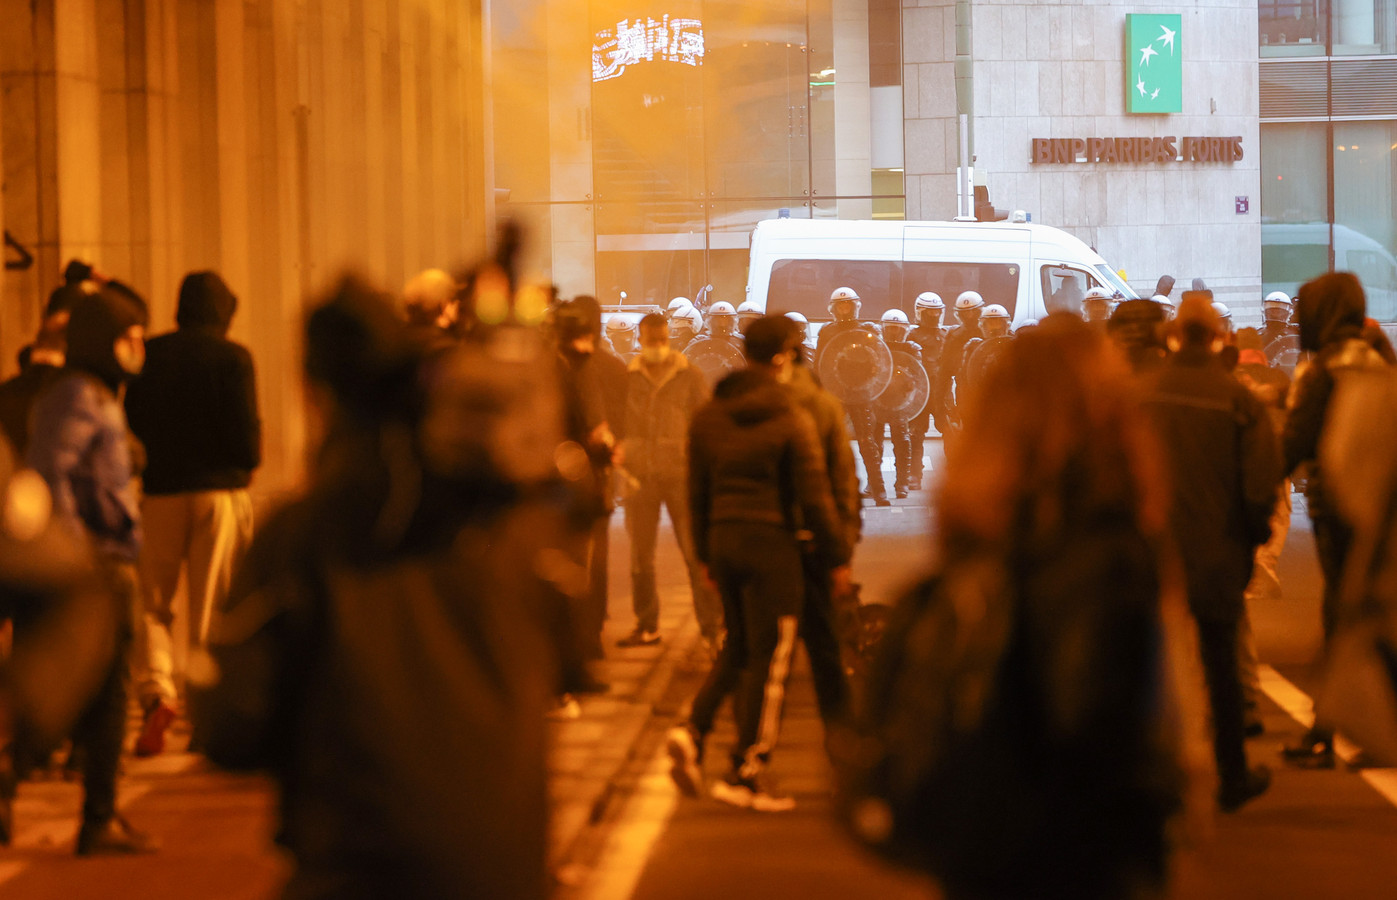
668, 315, 852, 811
1280, 272, 1391, 767
27, 287, 157, 854
125, 271, 260, 757
617, 314, 722, 650
1143, 296, 1280, 812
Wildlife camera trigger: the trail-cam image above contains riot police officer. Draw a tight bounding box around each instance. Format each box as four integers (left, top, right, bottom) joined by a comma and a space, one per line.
670, 306, 702, 352
960, 304, 1013, 399
1083, 287, 1113, 331
684, 302, 745, 385
606, 316, 639, 363
703, 301, 743, 349
877, 310, 919, 499
784, 311, 816, 353
1212, 300, 1235, 338
814, 288, 888, 506
1151, 294, 1176, 322
937, 291, 985, 431
737, 300, 763, 335
1260, 291, 1292, 349
908, 292, 947, 481
666, 296, 693, 321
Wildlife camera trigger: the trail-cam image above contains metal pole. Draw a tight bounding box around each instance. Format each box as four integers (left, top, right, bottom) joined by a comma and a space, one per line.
958, 113, 970, 218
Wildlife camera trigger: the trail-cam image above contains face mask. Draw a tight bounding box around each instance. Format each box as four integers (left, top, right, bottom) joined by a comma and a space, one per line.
640, 345, 671, 364
115, 335, 145, 376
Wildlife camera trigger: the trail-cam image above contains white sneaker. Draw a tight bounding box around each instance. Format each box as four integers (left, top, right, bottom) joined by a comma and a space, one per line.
710, 772, 795, 812
666, 726, 703, 797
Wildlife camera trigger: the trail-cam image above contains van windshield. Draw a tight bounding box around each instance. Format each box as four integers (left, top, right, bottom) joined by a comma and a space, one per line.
767, 258, 1020, 320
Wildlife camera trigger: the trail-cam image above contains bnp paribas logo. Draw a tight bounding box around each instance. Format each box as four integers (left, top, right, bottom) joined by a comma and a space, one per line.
1126, 14, 1182, 114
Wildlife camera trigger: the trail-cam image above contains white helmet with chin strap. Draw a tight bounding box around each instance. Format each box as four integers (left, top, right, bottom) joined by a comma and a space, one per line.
914, 292, 944, 310
955, 291, 985, 310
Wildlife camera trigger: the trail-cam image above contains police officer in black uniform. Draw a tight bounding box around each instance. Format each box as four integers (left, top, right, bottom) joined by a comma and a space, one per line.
815, 287, 889, 506
960, 304, 1013, 399
877, 309, 919, 499
1260, 291, 1293, 353
907, 291, 945, 488
937, 290, 985, 433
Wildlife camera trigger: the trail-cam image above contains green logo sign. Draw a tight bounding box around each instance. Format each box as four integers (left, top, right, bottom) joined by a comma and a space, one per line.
1126, 14, 1181, 114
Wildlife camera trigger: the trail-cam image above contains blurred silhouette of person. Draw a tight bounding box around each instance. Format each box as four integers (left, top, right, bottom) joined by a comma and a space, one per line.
192, 276, 569, 898
0, 284, 83, 455
844, 314, 1194, 900
26, 287, 156, 854
124, 271, 261, 756
1281, 273, 1392, 767
401, 268, 461, 349
1107, 299, 1168, 375
1144, 297, 1279, 809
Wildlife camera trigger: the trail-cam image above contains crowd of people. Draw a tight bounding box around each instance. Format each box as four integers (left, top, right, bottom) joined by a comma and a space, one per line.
0, 247, 1393, 900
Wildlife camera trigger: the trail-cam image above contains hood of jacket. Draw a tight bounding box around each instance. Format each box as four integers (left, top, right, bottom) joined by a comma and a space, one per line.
712, 368, 791, 426
1297, 272, 1366, 352
177, 271, 238, 334
66, 288, 145, 390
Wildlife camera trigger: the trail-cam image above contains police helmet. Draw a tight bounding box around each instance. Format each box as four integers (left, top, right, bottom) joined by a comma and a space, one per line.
605, 316, 636, 334
1084, 287, 1114, 303
1263, 291, 1291, 310
955, 291, 985, 310
667, 297, 693, 315
880, 309, 909, 325
784, 311, 809, 325
830, 286, 860, 303
708, 301, 737, 317
981, 304, 1010, 320
672, 307, 702, 332
1211, 300, 1233, 320
737, 301, 762, 320
1150, 293, 1172, 306
914, 292, 945, 310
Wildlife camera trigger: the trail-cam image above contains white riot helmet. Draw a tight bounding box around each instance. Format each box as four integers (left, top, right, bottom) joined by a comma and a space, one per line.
667, 297, 693, 317
737, 300, 763, 323
1263, 291, 1291, 309
981, 304, 1010, 320
605, 316, 635, 334
955, 291, 985, 311
881, 308, 910, 342
784, 311, 809, 325
828, 286, 861, 320
1211, 300, 1233, 320
1150, 294, 1172, 306
708, 301, 737, 317
672, 306, 703, 334
1084, 287, 1114, 303
914, 292, 945, 310
880, 309, 910, 325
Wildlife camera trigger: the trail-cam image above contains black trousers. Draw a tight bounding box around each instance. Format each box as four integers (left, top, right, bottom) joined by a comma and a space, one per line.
689, 523, 803, 775
848, 405, 885, 499
876, 416, 912, 492
1312, 512, 1353, 645
799, 552, 850, 729
1195, 616, 1249, 787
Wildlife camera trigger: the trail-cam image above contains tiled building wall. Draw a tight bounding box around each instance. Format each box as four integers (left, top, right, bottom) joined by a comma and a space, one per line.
0, 0, 489, 496
903, 0, 1263, 306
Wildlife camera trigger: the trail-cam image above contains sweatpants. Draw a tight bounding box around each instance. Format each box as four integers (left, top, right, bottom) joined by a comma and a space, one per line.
688, 522, 803, 775
135, 490, 254, 706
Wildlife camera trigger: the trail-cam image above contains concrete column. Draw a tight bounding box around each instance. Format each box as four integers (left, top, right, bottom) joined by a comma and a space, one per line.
546, 0, 592, 296
833, 0, 873, 219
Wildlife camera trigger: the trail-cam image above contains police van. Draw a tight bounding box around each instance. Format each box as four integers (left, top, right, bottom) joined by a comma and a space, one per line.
745, 218, 1137, 328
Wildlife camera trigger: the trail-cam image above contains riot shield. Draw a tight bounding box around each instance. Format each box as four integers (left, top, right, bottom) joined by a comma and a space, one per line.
874, 349, 931, 421
817, 325, 893, 406
685, 336, 745, 385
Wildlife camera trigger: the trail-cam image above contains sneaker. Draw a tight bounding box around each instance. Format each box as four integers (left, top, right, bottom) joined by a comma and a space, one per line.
616, 627, 661, 648
666, 725, 704, 797
1218, 766, 1271, 813
134, 700, 178, 758
895, 488, 909, 500
710, 772, 795, 812
547, 694, 582, 721
76, 814, 159, 856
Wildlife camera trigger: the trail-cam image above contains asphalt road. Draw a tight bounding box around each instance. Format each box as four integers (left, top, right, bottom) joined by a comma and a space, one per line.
4, 450, 1397, 899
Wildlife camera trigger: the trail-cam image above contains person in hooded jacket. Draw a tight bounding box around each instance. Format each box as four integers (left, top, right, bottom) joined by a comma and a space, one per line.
1280, 272, 1392, 766
123, 271, 261, 756
667, 315, 852, 811
190, 277, 567, 899
25, 286, 156, 855
0, 284, 85, 455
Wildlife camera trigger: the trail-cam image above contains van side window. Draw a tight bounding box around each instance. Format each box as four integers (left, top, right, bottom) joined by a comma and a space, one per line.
1041, 265, 1098, 316
902, 262, 1020, 321
767, 259, 903, 320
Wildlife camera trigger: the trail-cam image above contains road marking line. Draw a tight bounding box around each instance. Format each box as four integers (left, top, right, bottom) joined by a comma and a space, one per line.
575, 743, 679, 900
1259, 664, 1397, 808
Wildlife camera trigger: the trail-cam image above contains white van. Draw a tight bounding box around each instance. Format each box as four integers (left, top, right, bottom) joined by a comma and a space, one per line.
745, 219, 1138, 327
1262, 223, 1397, 323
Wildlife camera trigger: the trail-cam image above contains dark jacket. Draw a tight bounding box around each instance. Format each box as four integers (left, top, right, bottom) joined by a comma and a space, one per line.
1283, 273, 1389, 518
621, 352, 708, 484
688, 369, 851, 567
125, 274, 261, 494
27, 371, 142, 562
788, 365, 862, 549
1144, 348, 1281, 620
938, 323, 983, 422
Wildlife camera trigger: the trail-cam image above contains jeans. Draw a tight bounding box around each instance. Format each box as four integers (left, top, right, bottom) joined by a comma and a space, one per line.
624, 478, 722, 639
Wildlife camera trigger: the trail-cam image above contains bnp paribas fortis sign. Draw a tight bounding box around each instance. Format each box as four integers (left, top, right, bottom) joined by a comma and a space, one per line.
1126, 13, 1182, 114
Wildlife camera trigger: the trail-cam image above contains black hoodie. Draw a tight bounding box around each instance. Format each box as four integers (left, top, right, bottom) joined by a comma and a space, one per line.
126, 272, 261, 495
687, 369, 850, 567
1283, 271, 1390, 515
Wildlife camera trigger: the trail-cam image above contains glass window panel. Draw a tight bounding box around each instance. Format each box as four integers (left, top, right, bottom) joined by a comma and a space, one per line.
767, 258, 903, 321
1334, 121, 1397, 321
1333, 0, 1397, 54
906, 262, 1021, 322
1262, 123, 1331, 302
1260, 0, 1329, 56
595, 247, 708, 310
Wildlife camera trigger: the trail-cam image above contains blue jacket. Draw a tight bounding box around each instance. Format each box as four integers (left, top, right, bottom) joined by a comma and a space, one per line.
26, 371, 142, 562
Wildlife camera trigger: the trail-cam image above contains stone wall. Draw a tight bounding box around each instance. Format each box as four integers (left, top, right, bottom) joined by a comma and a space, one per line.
0, 0, 488, 496
902, 0, 1263, 308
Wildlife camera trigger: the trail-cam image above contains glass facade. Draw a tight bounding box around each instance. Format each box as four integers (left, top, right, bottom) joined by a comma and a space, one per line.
1259, 1, 1397, 320
491, 0, 905, 309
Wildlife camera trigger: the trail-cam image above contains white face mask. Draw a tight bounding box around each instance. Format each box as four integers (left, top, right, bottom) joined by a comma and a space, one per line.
640, 345, 672, 364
